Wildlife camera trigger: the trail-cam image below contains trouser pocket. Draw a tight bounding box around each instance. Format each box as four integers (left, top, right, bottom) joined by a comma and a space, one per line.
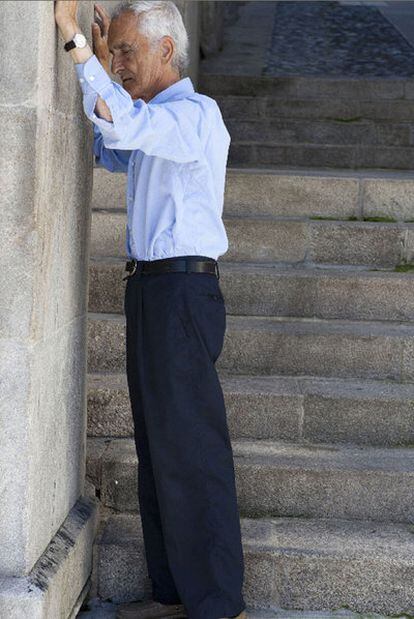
181, 274, 226, 364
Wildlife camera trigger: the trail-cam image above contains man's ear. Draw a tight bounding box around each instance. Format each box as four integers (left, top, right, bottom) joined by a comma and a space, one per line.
160, 36, 174, 64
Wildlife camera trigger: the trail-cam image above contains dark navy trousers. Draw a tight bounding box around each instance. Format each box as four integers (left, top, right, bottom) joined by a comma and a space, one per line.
124, 256, 246, 619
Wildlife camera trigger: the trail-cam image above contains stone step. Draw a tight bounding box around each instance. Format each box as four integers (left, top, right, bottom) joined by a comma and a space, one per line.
229, 142, 414, 170
87, 313, 414, 381
90, 211, 414, 268
215, 94, 414, 122
92, 166, 414, 222
94, 511, 414, 615
87, 437, 414, 522
226, 119, 413, 147
77, 598, 396, 619
89, 259, 414, 322
199, 73, 414, 101
87, 371, 414, 447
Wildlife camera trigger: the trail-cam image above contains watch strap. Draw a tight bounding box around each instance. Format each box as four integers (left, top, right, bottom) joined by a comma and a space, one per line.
64, 39, 76, 52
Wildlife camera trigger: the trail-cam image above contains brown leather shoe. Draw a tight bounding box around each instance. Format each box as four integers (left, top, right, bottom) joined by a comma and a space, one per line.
116, 599, 187, 619
219, 611, 247, 619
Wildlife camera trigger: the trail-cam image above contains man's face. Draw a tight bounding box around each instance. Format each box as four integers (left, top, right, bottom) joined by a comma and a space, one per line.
108, 11, 166, 102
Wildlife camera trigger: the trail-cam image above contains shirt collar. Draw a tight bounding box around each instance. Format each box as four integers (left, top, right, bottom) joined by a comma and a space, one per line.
145, 77, 195, 104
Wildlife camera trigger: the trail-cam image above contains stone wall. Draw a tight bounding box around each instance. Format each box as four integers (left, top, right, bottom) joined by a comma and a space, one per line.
0, 0, 201, 615
0, 1, 97, 616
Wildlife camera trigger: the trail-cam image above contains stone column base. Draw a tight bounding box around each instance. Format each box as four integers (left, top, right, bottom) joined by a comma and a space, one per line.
0, 496, 99, 619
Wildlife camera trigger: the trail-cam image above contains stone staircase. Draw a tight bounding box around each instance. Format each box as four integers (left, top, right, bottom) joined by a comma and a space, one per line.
86, 72, 414, 617
199, 74, 414, 169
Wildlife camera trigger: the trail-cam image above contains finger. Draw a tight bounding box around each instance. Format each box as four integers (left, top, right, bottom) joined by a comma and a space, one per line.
94, 3, 110, 18
94, 4, 110, 23
93, 13, 107, 38
93, 15, 104, 38
94, 4, 111, 34
91, 22, 103, 42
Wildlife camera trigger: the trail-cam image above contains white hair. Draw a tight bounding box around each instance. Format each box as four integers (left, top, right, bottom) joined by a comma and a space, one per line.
110, 1, 190, 77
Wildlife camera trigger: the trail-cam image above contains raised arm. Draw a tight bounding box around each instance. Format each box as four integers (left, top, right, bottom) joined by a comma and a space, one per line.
54, 1, 113, 122
54, 1, 203, 163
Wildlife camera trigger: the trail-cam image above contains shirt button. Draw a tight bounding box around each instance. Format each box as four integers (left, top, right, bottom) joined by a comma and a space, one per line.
88, 75, 95, 81
79, 77, 85, 83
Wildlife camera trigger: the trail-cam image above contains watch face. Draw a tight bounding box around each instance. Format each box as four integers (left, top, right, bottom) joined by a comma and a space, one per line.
74, 33, 87, 48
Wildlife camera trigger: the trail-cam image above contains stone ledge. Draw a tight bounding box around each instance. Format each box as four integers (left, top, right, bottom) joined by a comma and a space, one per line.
0, 496, 99, 619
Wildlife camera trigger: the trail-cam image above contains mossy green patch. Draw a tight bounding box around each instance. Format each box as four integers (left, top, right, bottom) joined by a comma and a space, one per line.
395, 264, 414, 273
309, 215, 341, 220
361, 216, 398, 223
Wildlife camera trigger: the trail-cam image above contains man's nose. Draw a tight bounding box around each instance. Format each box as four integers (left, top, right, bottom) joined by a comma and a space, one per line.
111, 56, 124, 75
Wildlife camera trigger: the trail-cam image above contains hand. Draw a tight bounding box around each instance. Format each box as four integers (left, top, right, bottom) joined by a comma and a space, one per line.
92, 3, 111, 74
54, 0, 79, 31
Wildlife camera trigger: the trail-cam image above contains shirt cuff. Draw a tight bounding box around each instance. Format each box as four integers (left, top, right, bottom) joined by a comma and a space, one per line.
75, 54, 112, 97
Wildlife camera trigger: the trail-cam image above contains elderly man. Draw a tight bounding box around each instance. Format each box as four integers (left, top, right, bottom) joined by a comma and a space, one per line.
54, 1, 247, 618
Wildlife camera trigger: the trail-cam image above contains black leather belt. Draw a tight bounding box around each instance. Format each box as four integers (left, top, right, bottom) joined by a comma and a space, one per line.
123, 256, 220, 281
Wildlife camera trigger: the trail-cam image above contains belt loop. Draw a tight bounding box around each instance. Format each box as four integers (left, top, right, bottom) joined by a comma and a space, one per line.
215, 261, 220, 281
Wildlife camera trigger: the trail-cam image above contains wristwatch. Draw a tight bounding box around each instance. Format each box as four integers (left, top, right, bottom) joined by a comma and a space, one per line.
64, 33, 87, 52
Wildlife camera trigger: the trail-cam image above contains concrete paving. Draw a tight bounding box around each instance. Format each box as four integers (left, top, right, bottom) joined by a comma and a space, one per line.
77, 596, 401, 618
201, 1, 414, 78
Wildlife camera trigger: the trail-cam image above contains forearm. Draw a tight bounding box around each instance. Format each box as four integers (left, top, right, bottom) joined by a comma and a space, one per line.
60, 20, 113, 122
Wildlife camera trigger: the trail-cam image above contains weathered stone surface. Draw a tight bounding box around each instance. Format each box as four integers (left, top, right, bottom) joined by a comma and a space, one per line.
88, 312, 414, 381
405, 228, 414, 263
224, 169, 360, 218
199, 74, 408, 100
93, 165, 414, 220
0, 496, 98, 619
92, 169, 127, 211
90, 208, 411, 267
363, 178, 414, 221
95, 513, 414, 614
309, 221, 404, 266
97, 514, 151, 603
224, 218, 307, 263
226, 118, 411, 147
199, 1, 276, 79
87, 437, 414, 523
87, 373, 133, 438
0, 0, 93, 601
229, 142, 414, 170
87, 371, 414, 447
89, 260, 414, 322
200, 1, 225, 57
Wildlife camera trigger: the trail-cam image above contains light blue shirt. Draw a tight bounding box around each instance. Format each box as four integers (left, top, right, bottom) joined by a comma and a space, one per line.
74, 54, 230, 261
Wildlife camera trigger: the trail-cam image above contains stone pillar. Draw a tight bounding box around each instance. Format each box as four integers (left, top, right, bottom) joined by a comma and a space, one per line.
174, 0, 200, 85
0, 1, 98, 617
199, 1, 225, 58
